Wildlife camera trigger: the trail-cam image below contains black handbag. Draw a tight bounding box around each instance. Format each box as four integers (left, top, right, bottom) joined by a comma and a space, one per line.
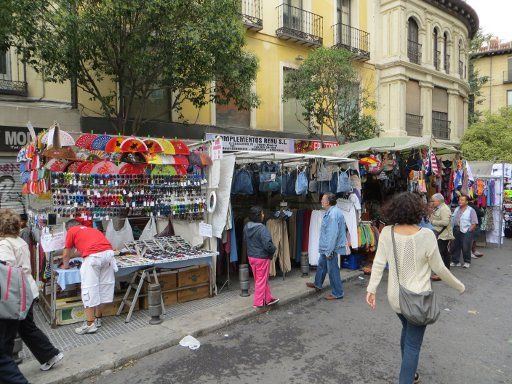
391, 227, 440, 326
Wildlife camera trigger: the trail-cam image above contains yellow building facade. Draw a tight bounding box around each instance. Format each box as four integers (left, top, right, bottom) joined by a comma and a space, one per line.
472, 39, 512, 114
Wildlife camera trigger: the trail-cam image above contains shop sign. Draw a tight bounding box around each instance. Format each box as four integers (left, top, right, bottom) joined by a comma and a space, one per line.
205, 133, 294, 153
211, 137, 223, 160
294, 139, 338, 153
0, 125, 44, 152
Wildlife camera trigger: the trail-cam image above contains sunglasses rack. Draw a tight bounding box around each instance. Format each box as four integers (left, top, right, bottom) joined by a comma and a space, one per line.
49, 172, 208, 221
116, 236, 210, 267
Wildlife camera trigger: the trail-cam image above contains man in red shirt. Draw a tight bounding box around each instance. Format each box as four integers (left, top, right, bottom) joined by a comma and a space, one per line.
62, 219, 116, 335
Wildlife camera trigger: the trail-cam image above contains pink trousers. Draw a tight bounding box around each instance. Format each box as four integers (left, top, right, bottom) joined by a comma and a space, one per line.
248, 257, 273, 307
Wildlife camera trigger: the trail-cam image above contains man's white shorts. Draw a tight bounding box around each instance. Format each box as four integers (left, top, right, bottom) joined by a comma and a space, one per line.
80, 250, 116, 308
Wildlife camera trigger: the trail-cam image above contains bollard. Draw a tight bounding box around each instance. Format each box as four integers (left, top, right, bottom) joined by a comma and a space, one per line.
239, 264, 250, 297
147, 283, 163, 325
301, 252, 309, 277
13, 336, 23, 365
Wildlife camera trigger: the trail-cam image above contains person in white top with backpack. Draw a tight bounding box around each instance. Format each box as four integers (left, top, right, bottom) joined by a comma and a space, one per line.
0, 209, 63, 384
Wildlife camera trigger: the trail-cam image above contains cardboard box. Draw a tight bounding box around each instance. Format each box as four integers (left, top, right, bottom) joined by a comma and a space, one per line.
178, 285, 209, 303
178, 266, 209, 288
55, 299, 86, 325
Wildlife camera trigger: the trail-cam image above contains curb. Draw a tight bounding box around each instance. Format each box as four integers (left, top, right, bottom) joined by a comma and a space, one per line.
25, 270, 364, 384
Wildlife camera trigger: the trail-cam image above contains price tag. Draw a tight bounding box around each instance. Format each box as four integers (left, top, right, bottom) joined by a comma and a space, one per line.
199, 222, 213, 238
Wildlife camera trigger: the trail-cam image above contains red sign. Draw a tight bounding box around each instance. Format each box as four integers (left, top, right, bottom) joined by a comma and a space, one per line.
294, 140, 338, 153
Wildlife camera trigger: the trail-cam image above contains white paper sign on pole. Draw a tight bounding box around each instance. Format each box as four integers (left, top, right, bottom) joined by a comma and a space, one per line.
211, 137, 223, 160
199, 222, 213, 238
40, 232, 66, 253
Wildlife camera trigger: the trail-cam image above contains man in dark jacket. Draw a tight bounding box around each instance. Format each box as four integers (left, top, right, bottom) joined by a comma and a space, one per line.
244, 206, 279, 308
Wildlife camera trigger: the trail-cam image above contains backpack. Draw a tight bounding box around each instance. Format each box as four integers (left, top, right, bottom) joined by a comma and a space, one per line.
0, 239, 34, 320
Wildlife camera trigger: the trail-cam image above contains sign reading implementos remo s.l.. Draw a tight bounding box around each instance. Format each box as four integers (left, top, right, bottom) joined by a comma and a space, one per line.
205, 133, 295, 153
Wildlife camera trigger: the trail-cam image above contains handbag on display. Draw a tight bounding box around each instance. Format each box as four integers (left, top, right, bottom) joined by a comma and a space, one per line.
391, 227, 440, 326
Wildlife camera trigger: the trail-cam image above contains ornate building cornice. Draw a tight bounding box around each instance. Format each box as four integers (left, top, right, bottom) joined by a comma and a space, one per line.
422, 0, 479, 38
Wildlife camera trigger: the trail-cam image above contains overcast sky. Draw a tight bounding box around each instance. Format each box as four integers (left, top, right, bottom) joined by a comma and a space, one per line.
466, 0, 512, 41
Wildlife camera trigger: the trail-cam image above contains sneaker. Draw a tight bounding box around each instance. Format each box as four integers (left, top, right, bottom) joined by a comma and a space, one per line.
471, 253, 478, 259
450, 262, 461, 267
463, 262, 470, 269
40, 352, 64, 371
95, 318, 102, 328
414, 372, 420, 383
267, 298, 280, 306
75, 322, 98, 335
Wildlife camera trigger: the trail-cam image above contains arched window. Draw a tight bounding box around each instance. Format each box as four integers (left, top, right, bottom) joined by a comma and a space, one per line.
433, 28, 439, 70
408, 18, 421, 64
443, 32, 449, 73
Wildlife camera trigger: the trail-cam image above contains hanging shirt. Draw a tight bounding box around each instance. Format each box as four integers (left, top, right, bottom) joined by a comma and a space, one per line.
308, 210, 324, 266
336, 195, 359, 249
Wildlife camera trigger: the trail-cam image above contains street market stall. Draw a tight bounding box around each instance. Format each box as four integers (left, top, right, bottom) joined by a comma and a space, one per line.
309, 136, 463, 271
17, 124, 221, 326
218, 150, 361, 289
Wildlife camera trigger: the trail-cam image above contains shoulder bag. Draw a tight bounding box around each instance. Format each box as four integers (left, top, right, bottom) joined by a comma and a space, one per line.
391, 227, 440, 326
0, 238, 34, 320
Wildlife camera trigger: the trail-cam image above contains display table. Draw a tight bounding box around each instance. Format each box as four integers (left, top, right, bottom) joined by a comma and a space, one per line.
39, 252, 216, 327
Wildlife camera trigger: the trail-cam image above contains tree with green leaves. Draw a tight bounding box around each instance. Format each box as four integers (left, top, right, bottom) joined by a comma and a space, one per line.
283, 47, 380, 144
10, 0, 259, 134
0, 0, 14, 50
468, 29, 491, 125
461, 108, 512, 162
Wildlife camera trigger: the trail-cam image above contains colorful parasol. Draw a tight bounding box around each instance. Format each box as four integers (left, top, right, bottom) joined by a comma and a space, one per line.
44, 159, 70, 172
77, 161, 98, 174
118, 163, 147, 175
67, 161, 84, 173
91, 160, 120, 175
120, 137, 148, 153
42, 126, 76, 147
143, 138, 164, 154
157, 138, 176, 155
172, 155, 189, 166
105, 136, 125, 153
75, 133, 98, 149
151, 165, 177, 176
169, 139, 190, 155
91, 134, 112, 151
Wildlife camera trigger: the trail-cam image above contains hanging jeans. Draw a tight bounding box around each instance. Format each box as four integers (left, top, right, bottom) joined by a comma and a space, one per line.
451, 227, 473, 264
314, 252, 344, 298
397, 314, 427, 384
248, 257, 274, 307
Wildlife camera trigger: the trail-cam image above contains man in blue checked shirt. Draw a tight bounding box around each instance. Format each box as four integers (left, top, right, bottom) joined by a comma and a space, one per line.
306, 192, 347, 300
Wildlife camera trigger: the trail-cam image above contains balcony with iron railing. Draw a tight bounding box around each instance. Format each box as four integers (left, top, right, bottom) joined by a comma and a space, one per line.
504, 71, 512, 84
434, 50, 441, 70
331, 23, 370, 60
242, 0, 263, 31
444, 54, 450, 73
0, 79, 28, 97
276, 4, 323, 47
432, 117, 451, 140
408, 40, 422, 64
406, 113, 423, 137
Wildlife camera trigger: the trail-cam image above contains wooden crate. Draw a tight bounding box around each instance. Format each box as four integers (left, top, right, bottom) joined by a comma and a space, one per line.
101, 295, 140, 317
178, 285, 209, 303
178, 266, 209, 288
141, 290, 178, 309
55, 297, 85, 325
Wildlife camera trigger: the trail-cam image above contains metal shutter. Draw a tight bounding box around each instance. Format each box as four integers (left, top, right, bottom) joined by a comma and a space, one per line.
0, 157, 27, 214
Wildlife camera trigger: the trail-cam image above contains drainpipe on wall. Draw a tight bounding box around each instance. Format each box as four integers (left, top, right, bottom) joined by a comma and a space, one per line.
489, 56, 493, 112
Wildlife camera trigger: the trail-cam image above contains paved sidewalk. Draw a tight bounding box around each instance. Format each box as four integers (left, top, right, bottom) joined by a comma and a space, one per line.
21, 268, 363, 384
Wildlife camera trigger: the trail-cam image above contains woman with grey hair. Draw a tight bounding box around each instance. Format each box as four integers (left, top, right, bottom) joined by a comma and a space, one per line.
429, 193, 454, 280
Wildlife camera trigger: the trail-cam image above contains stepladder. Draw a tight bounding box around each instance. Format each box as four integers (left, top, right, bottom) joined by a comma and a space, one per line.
117, 267, 166, 322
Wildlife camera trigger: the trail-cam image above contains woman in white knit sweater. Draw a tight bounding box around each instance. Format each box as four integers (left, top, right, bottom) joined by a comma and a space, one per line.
367, 193, 465, 384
